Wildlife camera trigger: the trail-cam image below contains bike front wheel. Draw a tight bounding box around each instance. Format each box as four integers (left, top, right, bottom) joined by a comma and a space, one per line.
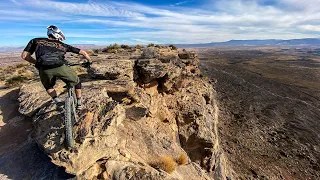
64, 97, 75, 148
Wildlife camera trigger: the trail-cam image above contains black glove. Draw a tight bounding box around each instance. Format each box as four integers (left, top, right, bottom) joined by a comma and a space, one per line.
82, 61, 92, 68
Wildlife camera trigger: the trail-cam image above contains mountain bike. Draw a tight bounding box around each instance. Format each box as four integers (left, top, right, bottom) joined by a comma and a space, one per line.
63, 62, 91, 148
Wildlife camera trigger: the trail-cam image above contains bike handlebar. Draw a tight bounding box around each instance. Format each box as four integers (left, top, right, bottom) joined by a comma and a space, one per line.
67, 62, 92, 67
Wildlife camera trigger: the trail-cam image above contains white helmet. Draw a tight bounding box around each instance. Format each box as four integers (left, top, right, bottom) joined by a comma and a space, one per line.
47, 25, 66, 41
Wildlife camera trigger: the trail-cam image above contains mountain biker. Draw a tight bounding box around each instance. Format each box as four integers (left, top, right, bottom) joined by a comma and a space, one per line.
21, 25, 92, 109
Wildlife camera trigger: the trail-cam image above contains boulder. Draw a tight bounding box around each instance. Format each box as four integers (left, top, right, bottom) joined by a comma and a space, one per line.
141, 47, 158, 59
178, 51, 197, 59
135, 59, 168, 84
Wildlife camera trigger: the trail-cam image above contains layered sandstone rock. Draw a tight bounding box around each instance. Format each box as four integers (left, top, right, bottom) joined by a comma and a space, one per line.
19, 47, 232, 179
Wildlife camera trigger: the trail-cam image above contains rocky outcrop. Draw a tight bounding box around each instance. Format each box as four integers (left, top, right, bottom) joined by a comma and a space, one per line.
19, 47, 232, 179
18, 81, 64, 117
88, 59, 134, 80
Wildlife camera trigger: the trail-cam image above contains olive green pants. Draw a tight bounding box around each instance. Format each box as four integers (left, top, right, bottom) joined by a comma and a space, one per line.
39, 65, 79, 90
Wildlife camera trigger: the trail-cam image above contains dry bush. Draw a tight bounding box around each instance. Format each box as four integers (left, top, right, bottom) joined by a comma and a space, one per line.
86, 50, 94, 55
135, 44, 144, 49
102, 43, 121, 53
109, 43, 121, 49
93, 49, 101, 54
169, 44, 177, 50
121, 44, 130, 49
175, 153, 188, 165
147, 43, 155, 47
5, 75, 28, 87
150, 155, 178, 173
155, 45, 161, 48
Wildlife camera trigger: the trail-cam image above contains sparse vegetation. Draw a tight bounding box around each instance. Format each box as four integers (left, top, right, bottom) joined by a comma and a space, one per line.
0, 63, 37, 87
135, 44, 144, 49
102, 43, 121, 53
147, 43, 155, 47
93, 49, 101, 54
169, 44, 177, 50
155, 45, 161, 48
150, 155, 178, 173
5, 75, 28, 87
175, 153, 188, 165
86, 49, 95, 55
121, 44, 131, 49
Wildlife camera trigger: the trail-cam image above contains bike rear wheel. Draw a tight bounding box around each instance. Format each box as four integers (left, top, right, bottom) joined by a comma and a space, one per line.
64, 97, 75, 148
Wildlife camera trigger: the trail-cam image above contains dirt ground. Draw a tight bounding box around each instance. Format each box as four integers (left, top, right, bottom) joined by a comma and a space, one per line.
197, 47, 320, 179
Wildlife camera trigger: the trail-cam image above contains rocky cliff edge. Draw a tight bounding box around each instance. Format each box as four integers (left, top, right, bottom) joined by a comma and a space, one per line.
18, 46, 233, 179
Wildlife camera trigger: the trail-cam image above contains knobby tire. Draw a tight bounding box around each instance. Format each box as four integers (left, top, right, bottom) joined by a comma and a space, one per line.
64, 97, 75, 148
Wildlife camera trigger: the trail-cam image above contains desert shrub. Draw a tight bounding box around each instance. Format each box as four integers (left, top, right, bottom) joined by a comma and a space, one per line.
5, 75, 28, 87
102, 43, 121, 53
147, 43, 154, 47
93, 49, 101, 54
169, 44, 177, 50
141, 48, 157, 59
135, 44, 144, 49
155, 45, 161, 48
106, 43, 121, 53
150, 156, 178, 173
121, 44, 130, 49
102, 47, 108, 53
175, 153, 188, 165
86, 49, 94, 55
110, 43, 121, 49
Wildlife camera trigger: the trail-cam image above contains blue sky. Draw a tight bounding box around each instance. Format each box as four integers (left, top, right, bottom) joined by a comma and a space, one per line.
1, 0, 320, 46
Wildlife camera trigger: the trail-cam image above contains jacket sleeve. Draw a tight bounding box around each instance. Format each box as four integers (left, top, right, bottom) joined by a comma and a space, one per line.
23, 38, 37, 55
65, 44, 80, 54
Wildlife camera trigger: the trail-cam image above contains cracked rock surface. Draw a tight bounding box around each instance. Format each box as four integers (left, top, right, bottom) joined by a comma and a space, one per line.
18, 47, 232, 179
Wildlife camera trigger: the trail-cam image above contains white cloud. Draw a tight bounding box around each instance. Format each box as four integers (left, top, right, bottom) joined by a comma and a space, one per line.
1, 0, 320, 45
28, 0, 143, 17
299, 25, 320, 32
171, 1, 194, 6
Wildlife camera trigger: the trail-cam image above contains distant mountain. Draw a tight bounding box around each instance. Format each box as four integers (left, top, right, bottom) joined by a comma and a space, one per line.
0, 44, 103, 53
176, 38, 320, 48
2, 38, 320, 52
0, 46, 23, 53
71, 44, 102, 50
